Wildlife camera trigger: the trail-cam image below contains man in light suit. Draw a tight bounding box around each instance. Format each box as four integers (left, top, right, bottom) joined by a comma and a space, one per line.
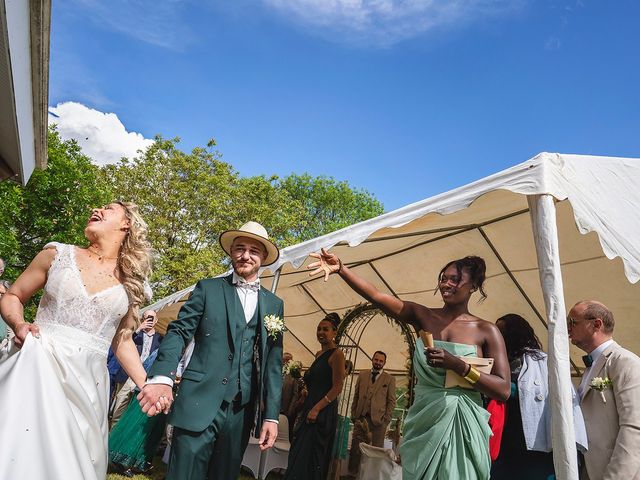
138, 221, 284, 480
280, 352, 295, 414
348, 350, 396, 476
568, 300, 640, 480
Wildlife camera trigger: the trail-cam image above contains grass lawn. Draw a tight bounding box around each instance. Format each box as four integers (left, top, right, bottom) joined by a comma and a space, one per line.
106, 456, 284, 480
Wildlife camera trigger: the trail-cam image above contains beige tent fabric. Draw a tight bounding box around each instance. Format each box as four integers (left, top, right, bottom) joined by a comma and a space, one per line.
149, 152, 639, 372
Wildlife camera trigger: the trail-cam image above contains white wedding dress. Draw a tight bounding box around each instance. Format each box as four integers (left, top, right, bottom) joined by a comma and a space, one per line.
0, 243, 129, 480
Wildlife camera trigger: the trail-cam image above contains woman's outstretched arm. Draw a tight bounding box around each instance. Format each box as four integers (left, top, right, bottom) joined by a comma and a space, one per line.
308, 248, 420, 325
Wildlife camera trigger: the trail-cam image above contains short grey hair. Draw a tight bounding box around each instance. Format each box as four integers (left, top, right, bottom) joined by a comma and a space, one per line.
577, 300, 615, 334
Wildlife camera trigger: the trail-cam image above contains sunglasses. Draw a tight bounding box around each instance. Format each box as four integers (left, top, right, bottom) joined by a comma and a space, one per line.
566, 316, 596, 328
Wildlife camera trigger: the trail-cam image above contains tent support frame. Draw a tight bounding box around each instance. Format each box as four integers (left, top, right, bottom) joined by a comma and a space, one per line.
300, 283, 372, 362
477, 227, 581, 376
528, 194, 578, 480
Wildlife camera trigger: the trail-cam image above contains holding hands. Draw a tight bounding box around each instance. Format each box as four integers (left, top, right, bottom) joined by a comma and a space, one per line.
308, 248, 342, 281
137, 383, 173, 416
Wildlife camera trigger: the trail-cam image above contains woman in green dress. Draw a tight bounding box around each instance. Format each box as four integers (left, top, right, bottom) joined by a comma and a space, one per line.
309, 251, 510, 480
109, 349, 166, 476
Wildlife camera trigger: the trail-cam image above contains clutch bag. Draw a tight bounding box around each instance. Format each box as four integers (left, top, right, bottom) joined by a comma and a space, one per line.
444, 356, 494, 389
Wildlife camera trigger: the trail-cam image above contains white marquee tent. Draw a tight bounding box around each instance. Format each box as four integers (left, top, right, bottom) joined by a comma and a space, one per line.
148, 152, 640, 480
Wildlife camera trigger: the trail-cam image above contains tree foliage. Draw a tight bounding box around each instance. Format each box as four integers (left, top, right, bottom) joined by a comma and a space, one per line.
0, 127, 113, 276
0, 131, 384, 308
0, 127, 113, 318
104, 138, 384, 299
102, 137, 306, 298
276, 173, 384, 242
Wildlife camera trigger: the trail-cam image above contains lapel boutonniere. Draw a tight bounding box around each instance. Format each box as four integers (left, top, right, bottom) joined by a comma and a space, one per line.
264, 314, 286, 340
283, 359, 303, 377
589, 376, 613, 403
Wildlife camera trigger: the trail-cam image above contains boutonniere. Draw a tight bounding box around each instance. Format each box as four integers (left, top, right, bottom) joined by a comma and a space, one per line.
283, 359, 303, 377
264, 314, 286, 340
590, 376, 613, 403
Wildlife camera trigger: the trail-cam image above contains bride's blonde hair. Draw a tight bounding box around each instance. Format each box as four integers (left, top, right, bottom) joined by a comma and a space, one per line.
115, 201, 153, 314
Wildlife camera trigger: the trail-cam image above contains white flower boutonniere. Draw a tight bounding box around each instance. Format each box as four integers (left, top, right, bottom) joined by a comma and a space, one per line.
264, 314, 286, 340
590, 376, 613, 403
283, 359, 303, 377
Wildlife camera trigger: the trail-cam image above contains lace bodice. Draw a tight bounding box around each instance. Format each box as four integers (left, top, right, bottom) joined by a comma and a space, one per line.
35, 243, 129, 356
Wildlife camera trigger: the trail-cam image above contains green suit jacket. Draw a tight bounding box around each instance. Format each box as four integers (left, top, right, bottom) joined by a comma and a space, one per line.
149, 274, 284, 433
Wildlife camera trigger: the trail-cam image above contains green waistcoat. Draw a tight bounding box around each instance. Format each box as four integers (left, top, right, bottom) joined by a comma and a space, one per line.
223, 306, 259, 405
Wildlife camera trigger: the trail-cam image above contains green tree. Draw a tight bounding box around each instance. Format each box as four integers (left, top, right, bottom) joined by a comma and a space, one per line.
103, 137, 309, 299
104, 138, 384, 300
276, 173, 384, 241
0, 126, 113, 274
0, 126, 113, 317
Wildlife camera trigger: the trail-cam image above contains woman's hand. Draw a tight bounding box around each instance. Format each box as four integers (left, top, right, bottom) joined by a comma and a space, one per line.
13, 322, 40, 347
425, 347, 467, 375
307, 407, 320, 423
308, 248, 341, 281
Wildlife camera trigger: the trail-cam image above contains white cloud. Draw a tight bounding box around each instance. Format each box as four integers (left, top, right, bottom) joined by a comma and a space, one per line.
263, 0, 528, 46
48, 102, 154, 166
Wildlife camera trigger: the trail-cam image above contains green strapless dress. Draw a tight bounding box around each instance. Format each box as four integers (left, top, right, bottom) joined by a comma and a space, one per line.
400, 339, 491, 480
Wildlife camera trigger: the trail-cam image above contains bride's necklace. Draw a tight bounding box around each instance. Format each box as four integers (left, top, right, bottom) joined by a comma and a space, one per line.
88, 246, 118, 261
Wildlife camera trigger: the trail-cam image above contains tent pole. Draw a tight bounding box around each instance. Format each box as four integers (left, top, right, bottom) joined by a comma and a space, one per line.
270, 266, 282, 293
527, 194, 578, 480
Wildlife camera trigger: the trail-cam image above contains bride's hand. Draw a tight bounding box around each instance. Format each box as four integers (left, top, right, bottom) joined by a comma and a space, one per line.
307, 248, 341, 282
13, 322, 40, 347
138, 384, 173, 416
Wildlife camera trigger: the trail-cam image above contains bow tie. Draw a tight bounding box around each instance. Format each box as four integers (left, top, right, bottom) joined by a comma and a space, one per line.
236, 279, 260, 292
582, 354, 593, 368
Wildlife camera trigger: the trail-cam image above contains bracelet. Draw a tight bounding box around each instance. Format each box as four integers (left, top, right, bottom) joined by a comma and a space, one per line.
464, 366, 481, 385
324, 395, 332, 403
336, 259, 343, 274
462, 363, 471, 377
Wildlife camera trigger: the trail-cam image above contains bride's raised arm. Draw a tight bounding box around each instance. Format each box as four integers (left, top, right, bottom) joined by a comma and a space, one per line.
308, 248, 420, 326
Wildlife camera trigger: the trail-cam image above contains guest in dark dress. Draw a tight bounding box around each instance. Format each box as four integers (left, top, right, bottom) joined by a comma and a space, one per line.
285, 313, 346, 480
491, 314, 555, 480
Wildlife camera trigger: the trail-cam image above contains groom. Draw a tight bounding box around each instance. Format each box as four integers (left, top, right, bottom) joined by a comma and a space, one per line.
139, 221, 284, 480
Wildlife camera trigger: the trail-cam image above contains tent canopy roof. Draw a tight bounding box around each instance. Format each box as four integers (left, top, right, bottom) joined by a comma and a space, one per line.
149, 153, 640, 374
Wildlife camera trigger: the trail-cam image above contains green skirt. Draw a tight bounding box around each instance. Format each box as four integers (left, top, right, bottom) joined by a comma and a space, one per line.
109, 396, 167, 471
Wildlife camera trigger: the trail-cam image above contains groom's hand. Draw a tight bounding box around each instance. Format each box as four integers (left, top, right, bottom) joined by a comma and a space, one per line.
138, 383, 173, 416
258, 421, 278, 451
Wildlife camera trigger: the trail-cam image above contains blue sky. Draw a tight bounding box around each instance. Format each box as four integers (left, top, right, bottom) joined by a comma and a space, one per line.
49, 0, 640, 211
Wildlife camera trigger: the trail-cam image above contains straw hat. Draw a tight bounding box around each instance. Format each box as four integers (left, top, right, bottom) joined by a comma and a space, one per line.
219, 221, 280, 266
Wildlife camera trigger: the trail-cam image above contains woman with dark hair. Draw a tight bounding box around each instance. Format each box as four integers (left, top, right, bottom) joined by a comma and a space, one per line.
492, 314, 587, 480
285, 313, 346, 480
309, 251, 511, 480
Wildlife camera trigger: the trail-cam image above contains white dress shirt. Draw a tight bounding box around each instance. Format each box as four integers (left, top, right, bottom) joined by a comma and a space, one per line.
140, 332, 154, 363
371, 368, 384, 383
231, 271, 259, 323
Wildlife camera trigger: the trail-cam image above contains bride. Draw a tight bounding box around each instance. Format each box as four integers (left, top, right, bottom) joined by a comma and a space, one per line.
0, 202, 165, 480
